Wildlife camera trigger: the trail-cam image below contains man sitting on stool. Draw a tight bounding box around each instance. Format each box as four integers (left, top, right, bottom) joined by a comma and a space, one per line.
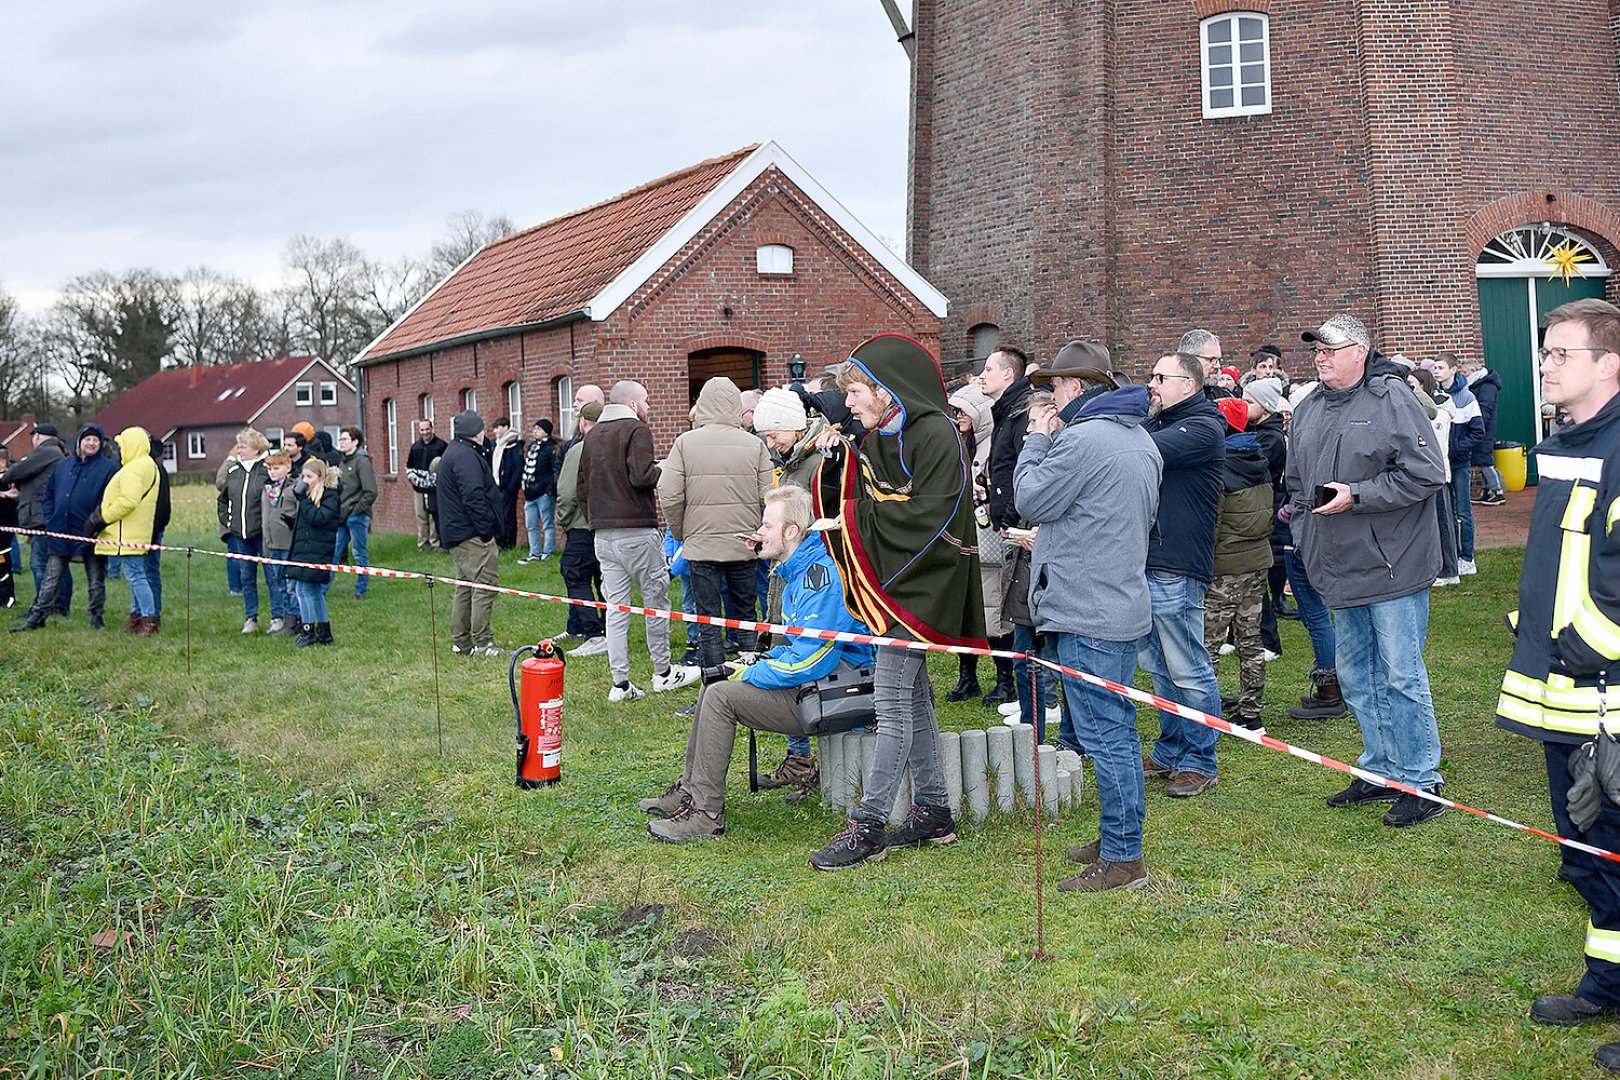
640, 485, 872, 842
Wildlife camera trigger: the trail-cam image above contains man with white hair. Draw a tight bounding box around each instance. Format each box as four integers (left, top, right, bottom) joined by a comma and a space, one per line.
1180, 329, 1233, 400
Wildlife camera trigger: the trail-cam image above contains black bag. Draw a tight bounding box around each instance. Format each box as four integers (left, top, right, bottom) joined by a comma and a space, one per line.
1003, 544, 1033, 627
795, 662, 877, 735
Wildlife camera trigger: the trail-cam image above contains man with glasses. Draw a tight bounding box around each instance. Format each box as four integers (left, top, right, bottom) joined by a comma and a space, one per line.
1496, 299, 1620, 1072
1139, 351, 1227, 798
1180, 329, 1234, 400
1286, 314, 1447, 826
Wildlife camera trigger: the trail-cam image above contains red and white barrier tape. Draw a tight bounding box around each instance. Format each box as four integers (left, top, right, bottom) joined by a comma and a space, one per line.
7, 524, 1611, 863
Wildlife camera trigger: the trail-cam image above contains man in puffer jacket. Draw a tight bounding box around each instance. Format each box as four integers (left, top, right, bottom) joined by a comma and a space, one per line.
94, 427, 162, 635
0, 424, 72, 613
13, 424, 118, 631
1204, 400, 1275, 734
1466, 360, 1506, 505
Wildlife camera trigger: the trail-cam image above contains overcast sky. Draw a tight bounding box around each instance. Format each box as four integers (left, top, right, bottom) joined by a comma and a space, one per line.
0, 1, 912, 312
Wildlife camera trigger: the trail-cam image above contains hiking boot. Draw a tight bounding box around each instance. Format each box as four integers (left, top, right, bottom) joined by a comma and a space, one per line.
571, 636, 609, 657
1291, 669, 1347, 720
639, 782, 693, 817
884, 803, 958, 849
293, 623, 317, 647
945, 655, 982, 702
1143, 755, 1173, 780
1383, 788, 1447, 827
1065, 837, 1101, 865
1058, 857, 1148, 893
132, 615, 158, 637
647, 805, 724, 843
1326, 777, 1400, 808
122, 612, 142, 633
757, 752, 818, 791
1598, 1042, 1620, 1074
1168, 770, 1217, 798
608, 681, 646, 703
1531, 994, 1620, 1026
808, 818, 887, 871
652, 665, 700, 693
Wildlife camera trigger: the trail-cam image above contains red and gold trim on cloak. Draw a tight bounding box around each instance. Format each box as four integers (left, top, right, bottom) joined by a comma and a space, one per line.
813, 439, 986, 650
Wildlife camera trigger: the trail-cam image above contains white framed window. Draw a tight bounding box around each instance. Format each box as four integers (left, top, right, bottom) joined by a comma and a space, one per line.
555, 375, 574, 439
324, 426, 342, 444
505, 381, 522, 432
161, 441, 177, 466
460, 387, 477, 412
265, 426, 285, 448
756, 244, 794, 275
319, 381, 338, 406
384, 398, 398, 474
419, 392, 434, 422
187, 431, 206, 459
1201, 13, 1271, 118
294, 381, 313, 406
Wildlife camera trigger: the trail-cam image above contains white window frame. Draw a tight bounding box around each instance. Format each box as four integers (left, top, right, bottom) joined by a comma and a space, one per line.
265, 426, 285, 449
294, 381, 313, 407
384, 398, 398, 474
324, 426, 342, 444
419, 393, 434, 422
187, 431, 206, 459
756, 244, 794, 275
506, 381, 522, 433
1201, 13, 1271, 119
555, 376, 574, 439
160, 441, 177, 466
461, 387, 477, 413
319, 381, 338, 406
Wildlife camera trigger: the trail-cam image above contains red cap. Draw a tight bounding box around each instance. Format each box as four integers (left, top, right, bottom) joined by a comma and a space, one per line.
1216, 397, 1249, 432
1220, 366, 1242, 384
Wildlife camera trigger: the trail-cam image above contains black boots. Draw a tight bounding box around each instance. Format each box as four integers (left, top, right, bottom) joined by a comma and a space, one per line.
945, 653, 981, 702
981, 646, 1017, 708
1290, 668, 1347, 719
315, 622, 334, 646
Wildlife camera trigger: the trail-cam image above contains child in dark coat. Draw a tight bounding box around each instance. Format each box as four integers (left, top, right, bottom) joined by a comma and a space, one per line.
282, 458, 343, 646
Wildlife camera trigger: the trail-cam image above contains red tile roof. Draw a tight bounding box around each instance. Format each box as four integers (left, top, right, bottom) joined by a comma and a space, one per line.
0, 419, 28, 449
92, 356, 331, 439
358, 145, 760, 363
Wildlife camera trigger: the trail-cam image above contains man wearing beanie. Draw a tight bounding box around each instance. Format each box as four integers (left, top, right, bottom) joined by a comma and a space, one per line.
436, 410, 503, 656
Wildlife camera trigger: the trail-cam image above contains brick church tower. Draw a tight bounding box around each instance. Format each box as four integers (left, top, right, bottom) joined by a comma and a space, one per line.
905, 0, 1620, 451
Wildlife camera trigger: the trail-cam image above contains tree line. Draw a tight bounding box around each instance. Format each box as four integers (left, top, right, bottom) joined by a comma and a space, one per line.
0, 211, 514, 425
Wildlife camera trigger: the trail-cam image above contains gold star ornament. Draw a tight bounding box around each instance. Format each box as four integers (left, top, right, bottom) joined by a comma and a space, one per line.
1547, 240, 1591, 285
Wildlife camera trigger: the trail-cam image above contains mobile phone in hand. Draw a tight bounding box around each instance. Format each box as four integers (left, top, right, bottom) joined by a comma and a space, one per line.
1313, 485, 1339, 508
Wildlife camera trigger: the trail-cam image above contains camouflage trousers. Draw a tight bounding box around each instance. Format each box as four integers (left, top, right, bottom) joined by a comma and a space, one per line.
1204, 570, 1266, 719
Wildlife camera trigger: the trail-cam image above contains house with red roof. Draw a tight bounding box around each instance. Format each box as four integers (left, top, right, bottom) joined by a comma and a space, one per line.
91, 356, 355, 476
352, 141, 947, 534
0, 416, 38, 459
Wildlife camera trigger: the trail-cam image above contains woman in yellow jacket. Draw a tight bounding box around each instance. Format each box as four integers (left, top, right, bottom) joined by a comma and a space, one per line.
94, 427, 161, 635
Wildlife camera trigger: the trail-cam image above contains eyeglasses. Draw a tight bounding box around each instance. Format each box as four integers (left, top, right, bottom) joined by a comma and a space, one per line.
1148, 372, 1195, 384
1312, 342, 1359, 356
1539, 346, 1612, 366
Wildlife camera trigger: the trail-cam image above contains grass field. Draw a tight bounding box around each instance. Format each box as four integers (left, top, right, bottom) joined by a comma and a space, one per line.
0, 487, 1608, 1077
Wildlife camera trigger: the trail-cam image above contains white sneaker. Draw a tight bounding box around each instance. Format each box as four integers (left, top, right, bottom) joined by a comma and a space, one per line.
1433, 576, 1460, 588
471, 644, 504, 657
1218, 642, 1237, 656
1262, 649, 1281, 663
267, 618, 284, 634
1458, 559, 1477, 576
608, 681, 646, 703
997, 701, 1022, 717
1003, 716, 1027, 727
571, 635, 609, 657
653, 665, 700, 693
241, 618, 257, 634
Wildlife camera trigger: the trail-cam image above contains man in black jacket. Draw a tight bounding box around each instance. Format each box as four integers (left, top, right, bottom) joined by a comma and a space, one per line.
405, 419, 447, 550
0, 425, 72, 614
519, 419, 559, 564
1140, 351, 1227, 798
979, 345, 1034, 709
437, 411, 502, 657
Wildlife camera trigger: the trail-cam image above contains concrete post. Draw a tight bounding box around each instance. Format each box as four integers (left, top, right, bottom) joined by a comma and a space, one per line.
960, 729, 990, 822
987, 726, 1016, 813
859, 731, 877, 808
939, 730, 963, 815
1012, 722, 1036, 806
818, 734, 839, 807
1056, 749, 1085, 809
889, 767, 911, 825
1037, 744, 1059, 813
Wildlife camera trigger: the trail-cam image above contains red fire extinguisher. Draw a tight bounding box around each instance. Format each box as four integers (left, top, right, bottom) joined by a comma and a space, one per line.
510, 641, 564, 788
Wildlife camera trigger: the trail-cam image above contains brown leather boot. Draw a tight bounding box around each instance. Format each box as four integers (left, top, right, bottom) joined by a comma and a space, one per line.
1059, 857, 1149, 892
757, 752, 818, 791
1290, 668, 1347, 720
132, 615, 159, 636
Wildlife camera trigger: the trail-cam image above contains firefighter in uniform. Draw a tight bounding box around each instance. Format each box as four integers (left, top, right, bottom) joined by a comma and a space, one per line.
1496, 298, 1620, 1072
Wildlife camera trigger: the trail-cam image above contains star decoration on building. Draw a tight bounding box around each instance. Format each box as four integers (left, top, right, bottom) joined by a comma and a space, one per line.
1546, 240, 1591, 285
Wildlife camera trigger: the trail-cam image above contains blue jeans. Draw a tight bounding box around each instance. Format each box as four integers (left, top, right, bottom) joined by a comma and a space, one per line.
31, 535, 70, 614
1054, 633, 1144, 862
1284, 549, 1336, 670
1450, 467, 1475, 560
227, 534, 261, 620
1139, 572, 1222, 778
1333, 591, 1443, 789
1012, 623, 1060, 737
525, 496, 555, 557
264, 547, 291, 620
294, 579, 329, 625
145, 532, 162, 616
119, 554, 156, 617
334, 514, 370, 596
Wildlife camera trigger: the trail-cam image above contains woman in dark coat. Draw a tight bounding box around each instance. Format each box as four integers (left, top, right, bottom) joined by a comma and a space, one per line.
282, 458, 343, 646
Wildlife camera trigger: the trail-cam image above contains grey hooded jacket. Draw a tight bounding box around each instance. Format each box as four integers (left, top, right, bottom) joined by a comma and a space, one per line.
657, 377, 774, 562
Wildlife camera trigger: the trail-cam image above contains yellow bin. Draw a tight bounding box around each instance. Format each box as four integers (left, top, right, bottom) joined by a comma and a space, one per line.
1495, 442, 1528, 492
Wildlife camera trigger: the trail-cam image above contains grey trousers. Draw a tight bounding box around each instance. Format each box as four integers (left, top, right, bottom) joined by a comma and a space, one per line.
594, 527, 672, 683
449, 537, 498, 649
856, 644, 948, 823
414, 490, 437, 549
681, 678, 805, 814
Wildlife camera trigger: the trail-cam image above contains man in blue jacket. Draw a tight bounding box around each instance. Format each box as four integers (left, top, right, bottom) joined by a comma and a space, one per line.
1140, 351, 1227, 798
639, 484, 873, 842
13, 424, 118, 632
1432, 353, 1486, 574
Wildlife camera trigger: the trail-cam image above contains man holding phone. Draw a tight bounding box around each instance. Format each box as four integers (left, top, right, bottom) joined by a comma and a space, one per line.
1286, 314, 1448, 826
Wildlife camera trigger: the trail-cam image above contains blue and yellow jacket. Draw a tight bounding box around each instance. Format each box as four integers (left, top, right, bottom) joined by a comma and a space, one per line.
1498, 394, 1620, 744
742, 532, 874, 691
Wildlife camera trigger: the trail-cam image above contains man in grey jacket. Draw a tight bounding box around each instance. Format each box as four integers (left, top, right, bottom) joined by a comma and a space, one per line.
1015, 371, 1162, 893
334, 427, 377, 600
0, 425, 71, 613
1286, 314, 1448, 826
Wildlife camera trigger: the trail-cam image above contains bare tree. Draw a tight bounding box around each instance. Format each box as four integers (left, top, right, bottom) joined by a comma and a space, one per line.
356, 254, 429, 341
282, 235, 373, 368
425, 209, 515, 282
0, 284, 55, 418
51, 269, 177, 412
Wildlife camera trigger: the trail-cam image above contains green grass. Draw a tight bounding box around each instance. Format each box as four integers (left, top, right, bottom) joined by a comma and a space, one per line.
0, 487, 1606, 1076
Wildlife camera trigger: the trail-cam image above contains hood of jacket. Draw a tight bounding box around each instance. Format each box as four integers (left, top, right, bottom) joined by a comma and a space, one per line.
1077, 383, 1151, 424
115, 426, 152, 464
1468, 368, 1503, 393
692, 376, 743, 427
947, 382, 994, 441
847, 334, 949, 431
1221, 432, 1269, 491
597, 402, 641, 425
77, 422, 108, 453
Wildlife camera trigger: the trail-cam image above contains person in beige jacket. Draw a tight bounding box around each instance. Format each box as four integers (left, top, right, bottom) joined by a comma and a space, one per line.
658, 376, 773, 669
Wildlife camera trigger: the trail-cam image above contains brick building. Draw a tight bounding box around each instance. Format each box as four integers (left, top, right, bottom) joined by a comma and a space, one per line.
353, 141, 946, 535
91, 356, 356, 475
0, 416, 38, 458
905, 0, 1620, 458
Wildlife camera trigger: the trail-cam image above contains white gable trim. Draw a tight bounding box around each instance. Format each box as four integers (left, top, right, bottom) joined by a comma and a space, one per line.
246, 357, 356, 425
584, 140, 948, 321
352, 246, 485, 367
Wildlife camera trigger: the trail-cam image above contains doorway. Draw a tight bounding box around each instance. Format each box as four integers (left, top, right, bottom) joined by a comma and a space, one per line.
686, 347, 762, 407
